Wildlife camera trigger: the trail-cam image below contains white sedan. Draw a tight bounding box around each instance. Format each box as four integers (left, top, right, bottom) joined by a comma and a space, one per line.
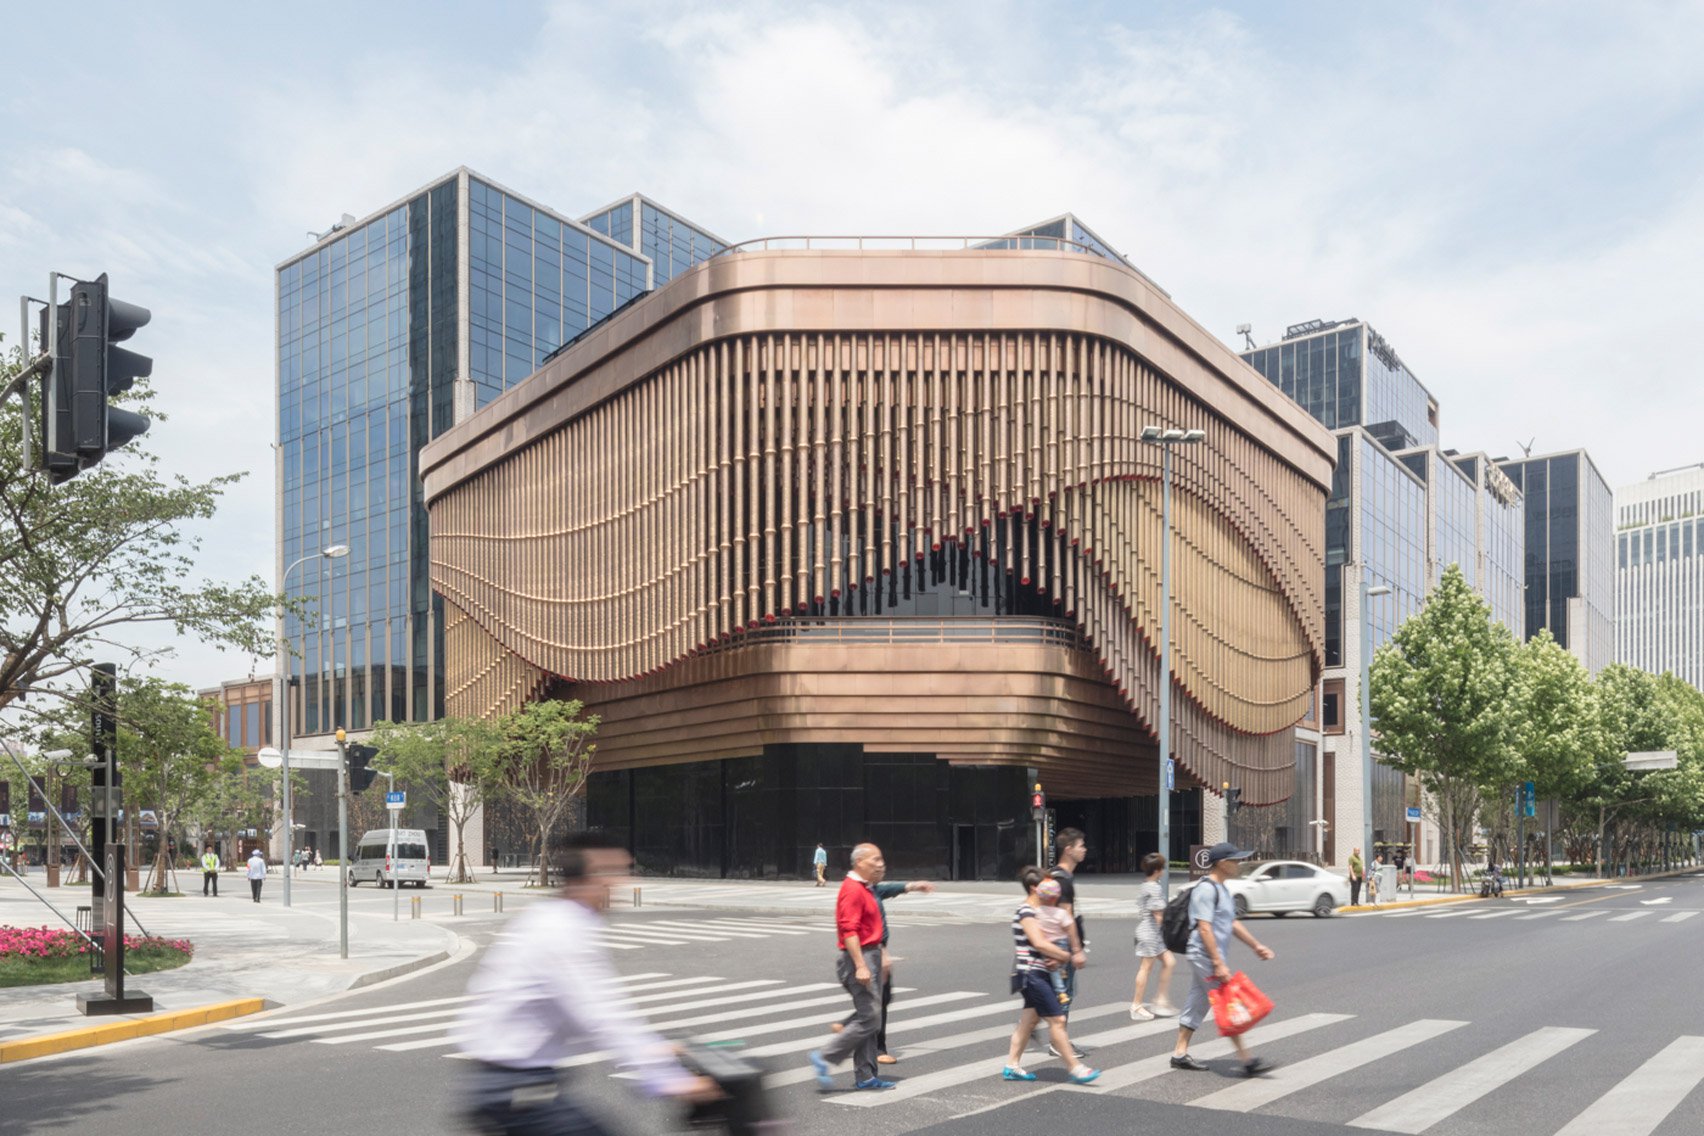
1220, 860, 1350, 918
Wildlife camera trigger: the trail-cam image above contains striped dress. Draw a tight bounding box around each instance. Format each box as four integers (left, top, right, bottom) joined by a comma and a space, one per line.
1135, 880, 1166, 957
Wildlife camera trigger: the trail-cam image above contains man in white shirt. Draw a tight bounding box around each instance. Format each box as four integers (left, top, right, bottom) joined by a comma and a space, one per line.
458, 831, 718, 1134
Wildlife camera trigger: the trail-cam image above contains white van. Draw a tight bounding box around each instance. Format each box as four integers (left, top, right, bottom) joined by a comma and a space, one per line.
348, 828, 430, 888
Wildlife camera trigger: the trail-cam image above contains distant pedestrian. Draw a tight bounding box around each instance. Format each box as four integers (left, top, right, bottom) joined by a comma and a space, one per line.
200, 845, 220, 897
313, 849, 323, 870
1170, 842, 1276, 1077
808, 843, 893, 1091
812, 843, 828, 887
1348, 847, 1364, 906
1000, 865, 1098, 1084
246, 849, 266, 903
831, 874, 936, 1065
1129, 851, 1176, 1020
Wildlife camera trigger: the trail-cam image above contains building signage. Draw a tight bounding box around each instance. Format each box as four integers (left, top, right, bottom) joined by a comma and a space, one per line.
1406, 806, 1422, 822
1188, 844, 1213, 880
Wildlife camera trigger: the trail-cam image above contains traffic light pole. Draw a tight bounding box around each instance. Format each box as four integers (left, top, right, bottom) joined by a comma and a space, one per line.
339, 748, 350, 960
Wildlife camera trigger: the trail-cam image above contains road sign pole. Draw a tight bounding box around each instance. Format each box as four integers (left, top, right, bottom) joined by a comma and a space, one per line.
385, 773, 398, 923
335, 733, 349, 960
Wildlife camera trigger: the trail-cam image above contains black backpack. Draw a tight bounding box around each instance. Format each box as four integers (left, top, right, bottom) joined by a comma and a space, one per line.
1162, 882, 1221, 953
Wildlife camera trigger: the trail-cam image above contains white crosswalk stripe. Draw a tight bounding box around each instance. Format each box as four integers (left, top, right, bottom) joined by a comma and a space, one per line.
1610, 911, 1652, 922
1189, 1019, 1467, 1113
1562, 911, 1607, 921
1347, 1026, 1597, 1133
1552, 1036, 1704, 1136
1662, 911, 1699, 923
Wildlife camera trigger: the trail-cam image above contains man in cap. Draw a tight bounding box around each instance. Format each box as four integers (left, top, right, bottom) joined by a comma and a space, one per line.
1169, 841, 1277, 1077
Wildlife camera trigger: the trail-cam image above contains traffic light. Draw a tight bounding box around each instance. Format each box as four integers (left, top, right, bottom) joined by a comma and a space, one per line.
1030, 783, 1046, 819
346, 743, 379, 792
1226, 785, 1243, 815
38, 273, 151, 483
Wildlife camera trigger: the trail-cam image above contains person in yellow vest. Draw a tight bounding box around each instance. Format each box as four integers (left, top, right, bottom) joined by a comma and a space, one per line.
201, 844, 220, 897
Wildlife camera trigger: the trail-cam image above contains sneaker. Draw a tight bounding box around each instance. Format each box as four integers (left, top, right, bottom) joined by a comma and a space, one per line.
1150, 1002, 1179, 1018
854, 1077, 897, 1090
1001, 1066, 1037, 1082
1068, 1065, 1101, 1085
1170, 1053, 1209, 1071
1129, 1003, 1156, 1021
808, 1050, 832, 1091
1242, 1057, 1274, 1078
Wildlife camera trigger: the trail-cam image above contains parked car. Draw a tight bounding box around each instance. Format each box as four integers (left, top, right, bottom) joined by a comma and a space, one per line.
1215, 860, 1349, 918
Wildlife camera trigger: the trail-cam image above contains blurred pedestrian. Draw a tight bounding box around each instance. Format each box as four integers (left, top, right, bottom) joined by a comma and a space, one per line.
1129, 851, 1176, 1019
457, 831, 719, 1134
812, 843, 828, 887
809, 843, 892, 1091
1347, 846, 1364, 906
1170, 842, 1276, 1076
200, 844, 220, 897
1001, 865, 1098, 1084
1038, 828, 1090, 1056
246, 848, 266, 903
313, 848, 323, 870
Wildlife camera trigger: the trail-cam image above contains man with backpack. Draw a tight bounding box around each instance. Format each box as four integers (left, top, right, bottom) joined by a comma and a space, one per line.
1165, 842, 1276, 1077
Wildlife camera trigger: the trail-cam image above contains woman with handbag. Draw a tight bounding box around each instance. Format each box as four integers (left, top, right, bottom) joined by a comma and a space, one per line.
1000, 866, 1099, 1085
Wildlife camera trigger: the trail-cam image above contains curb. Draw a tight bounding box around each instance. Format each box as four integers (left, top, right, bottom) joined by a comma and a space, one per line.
349, 947, 453, 991
0, 997, 267, 1065
1344, 866, 1702, 914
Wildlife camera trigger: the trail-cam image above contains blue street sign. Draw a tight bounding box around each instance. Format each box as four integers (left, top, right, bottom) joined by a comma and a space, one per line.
1406, 806, 1422, 822
1522, 781, 1536, 817
385, 791, 405, 807
1165, 759, 1175, 790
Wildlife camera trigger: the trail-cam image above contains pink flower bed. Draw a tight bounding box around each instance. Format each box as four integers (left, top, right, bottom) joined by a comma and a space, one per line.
0, 925, 193, 960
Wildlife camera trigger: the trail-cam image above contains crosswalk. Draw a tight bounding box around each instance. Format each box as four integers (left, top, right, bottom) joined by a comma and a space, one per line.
1385, 905, 1702, 926
217, 966, 1704, 1135
587, 914, 826, 951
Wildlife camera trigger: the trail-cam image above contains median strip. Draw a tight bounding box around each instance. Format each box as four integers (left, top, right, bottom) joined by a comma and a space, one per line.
0, 997, 268, 1065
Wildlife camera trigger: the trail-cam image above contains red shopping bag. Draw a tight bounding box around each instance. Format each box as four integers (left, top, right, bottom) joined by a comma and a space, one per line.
1208, 971, 1274, 1037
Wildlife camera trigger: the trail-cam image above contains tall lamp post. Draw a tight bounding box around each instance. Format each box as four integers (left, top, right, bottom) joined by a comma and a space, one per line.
1140, 424, 1205, 902
1361, 577, 1392, 883
278, 544, 348, 907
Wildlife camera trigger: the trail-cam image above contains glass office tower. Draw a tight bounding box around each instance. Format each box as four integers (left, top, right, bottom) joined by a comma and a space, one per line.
276, 169, 726, 739
1496, 449, 1616, 673
1616, 464, 1704, 689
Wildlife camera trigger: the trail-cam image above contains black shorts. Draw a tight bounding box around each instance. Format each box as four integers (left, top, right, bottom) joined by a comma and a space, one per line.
1018, 969, 1067, 1018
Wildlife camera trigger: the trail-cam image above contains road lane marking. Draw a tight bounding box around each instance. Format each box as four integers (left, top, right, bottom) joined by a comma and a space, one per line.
1515, 912, 1559, 920
626, 980, 796, 1010
1662, 911, 1699, 923
1347, 1026, 1596, 1133
1552, 1036, 1704, 1136
1562, 911, 1607, 921
1610, 912, 1652, 922
1189, 1019, 1467, 1113
732, 996, 1015, 1055
1467, 911, 1518, 920
224, 995, 474, 1030
696, 990, 979, 1046
264, 1007, 463, 1039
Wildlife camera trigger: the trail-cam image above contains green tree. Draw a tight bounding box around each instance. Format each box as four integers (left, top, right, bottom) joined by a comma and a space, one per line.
496, 699, 599, 888
369, 716, 503, 883
1, 336, 277, 715
1368, 564, 1519, 889
1503, 630, 1603, 876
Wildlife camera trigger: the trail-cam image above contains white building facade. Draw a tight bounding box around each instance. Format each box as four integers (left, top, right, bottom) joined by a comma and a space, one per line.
1616, 464, 1704, 690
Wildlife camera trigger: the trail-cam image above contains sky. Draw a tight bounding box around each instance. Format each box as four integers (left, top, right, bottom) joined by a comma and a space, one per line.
3, 0, 1702, 691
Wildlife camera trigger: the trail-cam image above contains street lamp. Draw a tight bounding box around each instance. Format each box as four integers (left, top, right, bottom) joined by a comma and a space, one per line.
1361, 578, 1392, 888
1140, 423, 1206, 902
278, 543, 348, 907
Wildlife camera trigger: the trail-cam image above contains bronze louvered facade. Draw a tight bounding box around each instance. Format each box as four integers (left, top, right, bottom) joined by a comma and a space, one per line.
422, 247, 1334, 817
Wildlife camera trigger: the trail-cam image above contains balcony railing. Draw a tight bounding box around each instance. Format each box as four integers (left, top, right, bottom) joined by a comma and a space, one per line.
690, 615, 1088, 657
711, 235, 1112, 257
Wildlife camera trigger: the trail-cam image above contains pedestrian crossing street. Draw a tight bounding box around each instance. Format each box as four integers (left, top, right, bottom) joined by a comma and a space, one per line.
1383, 905, 1702, 925
219, 963, 1704, 1135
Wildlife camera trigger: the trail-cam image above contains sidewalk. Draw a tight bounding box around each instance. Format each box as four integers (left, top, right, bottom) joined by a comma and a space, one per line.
0, 872, 462, 1062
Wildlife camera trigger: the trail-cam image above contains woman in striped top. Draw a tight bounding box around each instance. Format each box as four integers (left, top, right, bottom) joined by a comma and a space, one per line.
1002, 865, 1100, 1084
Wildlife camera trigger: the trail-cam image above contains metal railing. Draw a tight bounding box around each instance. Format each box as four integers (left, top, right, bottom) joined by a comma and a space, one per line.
690, 615, 1088, 657
710, 235, 1112, 258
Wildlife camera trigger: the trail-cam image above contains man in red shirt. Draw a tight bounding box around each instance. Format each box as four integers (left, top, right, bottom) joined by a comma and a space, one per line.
808, 842, 893, 1091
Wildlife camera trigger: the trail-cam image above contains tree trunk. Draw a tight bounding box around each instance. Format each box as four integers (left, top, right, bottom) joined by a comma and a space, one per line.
536, 822, 550, 889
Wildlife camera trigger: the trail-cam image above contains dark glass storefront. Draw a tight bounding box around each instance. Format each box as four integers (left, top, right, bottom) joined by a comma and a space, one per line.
588, 744, 1205, 881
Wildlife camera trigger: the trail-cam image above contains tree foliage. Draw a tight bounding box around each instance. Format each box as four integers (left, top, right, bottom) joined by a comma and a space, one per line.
368, 715, 504, 883
496, 699, 599, 888
1, 336, 278, 717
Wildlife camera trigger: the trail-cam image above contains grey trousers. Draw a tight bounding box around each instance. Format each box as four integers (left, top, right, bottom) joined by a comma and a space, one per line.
821, 946, 883, 1082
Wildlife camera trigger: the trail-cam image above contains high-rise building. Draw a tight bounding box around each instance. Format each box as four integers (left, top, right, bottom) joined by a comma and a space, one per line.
1242, 319, 1524, 867
274, 171, 725, 858
1615, 463, 1704, 689
275, 170, 726, 742
1495, 449, 1616, 673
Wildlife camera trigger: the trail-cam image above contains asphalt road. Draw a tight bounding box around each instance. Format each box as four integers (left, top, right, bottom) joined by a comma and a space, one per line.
4, 871, 1702, 1136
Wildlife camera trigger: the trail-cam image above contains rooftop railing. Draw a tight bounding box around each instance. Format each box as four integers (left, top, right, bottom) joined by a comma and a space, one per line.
710, 234, 1112, 257
690, 615, 1088, 657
